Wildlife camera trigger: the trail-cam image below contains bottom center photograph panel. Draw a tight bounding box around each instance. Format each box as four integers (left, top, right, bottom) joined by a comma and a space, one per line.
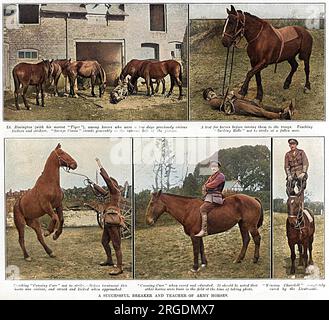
134, 137, 271, 279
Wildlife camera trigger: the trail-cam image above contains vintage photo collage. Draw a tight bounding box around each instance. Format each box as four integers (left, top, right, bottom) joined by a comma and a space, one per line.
1, 2, 326, 297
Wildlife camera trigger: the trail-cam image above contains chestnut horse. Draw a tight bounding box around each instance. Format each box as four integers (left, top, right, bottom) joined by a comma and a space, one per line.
13, 59, 54, 110
146, 191, 263, 272
67, 60, 106, 98
120, 59, 165, 95
13, 143, 77, 261
51, 58, 74, 96
286, 193, 315, 275
222, 5, 313, 102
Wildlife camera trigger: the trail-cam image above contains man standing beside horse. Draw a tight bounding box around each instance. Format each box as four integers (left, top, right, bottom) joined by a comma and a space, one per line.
285, 139, 309, 199
195, 160, 225, 237
90, 158, 125, 276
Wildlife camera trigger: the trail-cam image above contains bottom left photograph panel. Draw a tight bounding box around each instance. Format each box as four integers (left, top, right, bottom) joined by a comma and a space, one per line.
5, 138, 133, 280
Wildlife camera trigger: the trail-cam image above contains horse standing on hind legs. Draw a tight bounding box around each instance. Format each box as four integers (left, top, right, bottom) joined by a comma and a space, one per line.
13, 143, 77, 261
222, 5, 313, 102
145, 191, 263, 273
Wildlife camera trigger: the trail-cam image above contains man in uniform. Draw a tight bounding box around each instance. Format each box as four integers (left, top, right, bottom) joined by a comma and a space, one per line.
203, 87, 294, 120
91, 158, 124, 275
195, 160, 225, 237
284, 139, 309, 197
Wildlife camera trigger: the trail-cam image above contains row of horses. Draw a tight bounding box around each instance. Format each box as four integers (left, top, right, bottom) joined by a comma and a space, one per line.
12, 58, 183, 110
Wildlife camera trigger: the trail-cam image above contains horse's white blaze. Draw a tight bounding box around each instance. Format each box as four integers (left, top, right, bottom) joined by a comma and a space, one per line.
222, 17, 229, 37
291, 199, 294, 204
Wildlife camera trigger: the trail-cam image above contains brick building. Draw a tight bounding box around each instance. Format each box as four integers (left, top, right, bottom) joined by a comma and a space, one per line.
3, 3, 188, 88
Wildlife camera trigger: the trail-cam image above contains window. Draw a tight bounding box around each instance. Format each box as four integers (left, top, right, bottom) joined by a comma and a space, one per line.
150, 4, 165, 32
141, 43, 159, 60
17, 50, 38, 60
18, 4, 39, 24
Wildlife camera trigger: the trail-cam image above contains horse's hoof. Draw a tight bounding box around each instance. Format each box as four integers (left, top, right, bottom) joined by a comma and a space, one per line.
283, 82, 290, 90
253, 257, 259, 264
63, 93, 69, 97
25, 257, 32, 262
178, 96, 183, 100
44, 230, 51, 237
74, 94, 79, 98
303, 87, 311, 94
53, 233, 59, 240
201, 264, 207, 268
233, 259, 242, 264
49, 252, 56, 258
189, 268, 199, 273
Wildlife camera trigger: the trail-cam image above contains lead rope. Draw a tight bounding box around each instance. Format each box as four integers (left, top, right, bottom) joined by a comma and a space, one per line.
221, 46, 235, 112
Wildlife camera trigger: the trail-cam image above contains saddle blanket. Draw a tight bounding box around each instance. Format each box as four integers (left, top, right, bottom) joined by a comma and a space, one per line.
303, 209, 313, 223
272, 25, 299, 43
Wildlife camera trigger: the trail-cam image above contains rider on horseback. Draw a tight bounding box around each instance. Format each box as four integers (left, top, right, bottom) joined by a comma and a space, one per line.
195, 160, 225, 237
285, 139, 309, 197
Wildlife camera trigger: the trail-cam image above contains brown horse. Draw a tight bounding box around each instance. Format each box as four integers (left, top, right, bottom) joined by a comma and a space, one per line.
222, 5, 313, 102
120, 59, 165, 95
51, 58, 73, 96
67, 60, 106, 98
145, 191, 263, 272
286, 193, 315, 275
13, 143, 77, 261
140, 60, 183, 99
13, 59, 54, 110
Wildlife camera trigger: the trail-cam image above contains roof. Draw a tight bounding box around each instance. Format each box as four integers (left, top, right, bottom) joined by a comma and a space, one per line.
40, 4, 87, 14
224, 180, 243, 190
85, 4, 128, 16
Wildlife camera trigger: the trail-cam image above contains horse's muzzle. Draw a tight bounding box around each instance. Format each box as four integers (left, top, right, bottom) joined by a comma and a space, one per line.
221, 37, 232, 48
70, 162, 78, 170
146, 217, 155, 226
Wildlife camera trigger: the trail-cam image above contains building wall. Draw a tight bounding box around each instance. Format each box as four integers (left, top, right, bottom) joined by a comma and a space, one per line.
4, 4, 188, 90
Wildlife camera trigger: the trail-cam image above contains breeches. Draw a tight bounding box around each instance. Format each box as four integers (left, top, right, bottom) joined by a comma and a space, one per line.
200, 202, 220, 215
101, 225, 122, 266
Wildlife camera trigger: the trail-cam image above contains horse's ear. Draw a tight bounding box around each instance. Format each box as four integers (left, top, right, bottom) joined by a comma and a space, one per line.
55, 143, 61, 150
69, 58, 71, 62
226, 8, 231, 14
230, 5, 237, 15
157, 190, 162, 196
50, 59, 54, 63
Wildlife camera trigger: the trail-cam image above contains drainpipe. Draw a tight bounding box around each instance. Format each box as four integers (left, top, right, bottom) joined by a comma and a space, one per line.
65, 13, 70, 59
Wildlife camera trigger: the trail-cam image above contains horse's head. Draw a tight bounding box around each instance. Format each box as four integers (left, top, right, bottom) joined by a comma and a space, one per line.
54, 143, 77, 170
222, 5, 245, 48
287, 195, 302, 227
145, 190, 166, 225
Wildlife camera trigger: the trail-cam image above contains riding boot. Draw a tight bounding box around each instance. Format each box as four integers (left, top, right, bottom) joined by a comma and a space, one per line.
194, 213, 208, 237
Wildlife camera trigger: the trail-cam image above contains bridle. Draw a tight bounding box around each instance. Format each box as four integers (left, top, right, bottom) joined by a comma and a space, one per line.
222, 12, 246, 47
54, 149, 71, 171
288, 195, 305, 231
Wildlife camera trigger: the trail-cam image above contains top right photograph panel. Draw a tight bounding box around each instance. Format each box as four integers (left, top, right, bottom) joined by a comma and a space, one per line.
189, 3, 325, 121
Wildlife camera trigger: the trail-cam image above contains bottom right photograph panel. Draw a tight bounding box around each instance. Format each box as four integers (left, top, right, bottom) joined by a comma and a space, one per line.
273, 137, 325, 279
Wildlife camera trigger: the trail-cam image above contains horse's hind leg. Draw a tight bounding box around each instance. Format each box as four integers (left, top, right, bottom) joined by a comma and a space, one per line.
255, 72, 263, 102
161, 79, 166, 95
166, 75, 175, 98
234, 221, 250, 263
302, 242, 308, 269
284, 57, 298, 89
53, 206, 64, 240
26, 218, 55, 258
250, 227, 261, 263
43, 206, 59, 237
303, 58, 311, 93
191, 237, 201, 272
13, 206, 30, 261
35, 85, 40, 106
40, 84, 45, 107
22, 85, 31, 110
288, 240, 296, 274
200, 238, 207, 267
91, 75, 96, 97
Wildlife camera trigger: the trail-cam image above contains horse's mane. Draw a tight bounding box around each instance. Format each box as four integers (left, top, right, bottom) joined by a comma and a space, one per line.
242, 11, 267, 25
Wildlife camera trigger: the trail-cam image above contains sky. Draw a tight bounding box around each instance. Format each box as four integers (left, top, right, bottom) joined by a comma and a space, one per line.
190, 3, 324, 20
134, 137, 270, 192
273, 137, 324, 202
5, 138, 132, 191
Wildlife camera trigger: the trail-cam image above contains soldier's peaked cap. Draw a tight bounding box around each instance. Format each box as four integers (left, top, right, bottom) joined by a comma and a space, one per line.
288, 138, 298, 145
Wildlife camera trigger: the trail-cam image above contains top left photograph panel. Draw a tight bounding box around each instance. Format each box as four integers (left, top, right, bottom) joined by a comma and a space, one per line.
3, 3, 188, 121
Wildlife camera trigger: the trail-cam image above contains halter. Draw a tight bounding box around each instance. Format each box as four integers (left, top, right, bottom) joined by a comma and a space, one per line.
222, 11, 246, 47
54, 149, 71, 171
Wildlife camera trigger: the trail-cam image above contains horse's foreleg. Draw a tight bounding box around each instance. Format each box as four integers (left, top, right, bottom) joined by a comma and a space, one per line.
303, 59, 311, 92
200, 238, 207, 267
255, 72, 263, 103
44, 206, 59, 237
284, 57, 299, 90
191, 237, 200, 272
145, 76, 152, 96
288, 240, 296, 274
166, 75, 175, 98
26, 218, 55, 258
298, 244, 303, 266
161, 79, 166, 95
35, 85, 40, 106
53, 206, 64, 240
302, 242, 308, 269
40, 84, 45, 108
250, 227, 261, 263
91, 75, 96, 97
155, 80, 160, 94
239, 61, 267, 99
234, 221, 250, 263
22, 86, 31, 110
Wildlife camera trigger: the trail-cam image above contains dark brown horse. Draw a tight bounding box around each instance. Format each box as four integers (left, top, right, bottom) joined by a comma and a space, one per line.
13, 143, 77, 261
67, 60, 106, 98
140, 60, 183, 99
13, 59, 54, 110
286, 193, 315, 275
51, 58, 73, 96
120, 59, 165, 95
222, 5, 313, 102
145, 191, 263, 272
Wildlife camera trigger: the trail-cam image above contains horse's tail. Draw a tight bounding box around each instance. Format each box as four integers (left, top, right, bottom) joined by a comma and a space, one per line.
297, 26, 313, 61
255, 197, 264, 228
12, 67, 20, 93
97, 63, 106, 85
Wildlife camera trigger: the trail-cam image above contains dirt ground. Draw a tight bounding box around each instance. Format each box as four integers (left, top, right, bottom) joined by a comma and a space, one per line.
6, 226, 132, 280
190, 20, 325, 121
3, 85, 187, 121
273, 213, 324, 279
135, 213, 270, 279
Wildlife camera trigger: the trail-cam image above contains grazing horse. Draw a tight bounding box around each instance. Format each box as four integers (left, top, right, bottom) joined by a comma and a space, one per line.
120, 59, 165, 95
145, 191, 263, 272
222, 5, 313, 102
51, 58, 74, 96
140, 60, 183, 99
13, 143, 77, 261
12, 59, 54, 110
67, 60, 106, 98
286, 193, 315, 275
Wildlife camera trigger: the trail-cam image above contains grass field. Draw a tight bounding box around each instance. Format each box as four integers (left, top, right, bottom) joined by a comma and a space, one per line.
273, 213, 324, 279
135, 213, 270, 279
3, 84, 187, 121
6, 226, 132, 280
190, 20, 325, 121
